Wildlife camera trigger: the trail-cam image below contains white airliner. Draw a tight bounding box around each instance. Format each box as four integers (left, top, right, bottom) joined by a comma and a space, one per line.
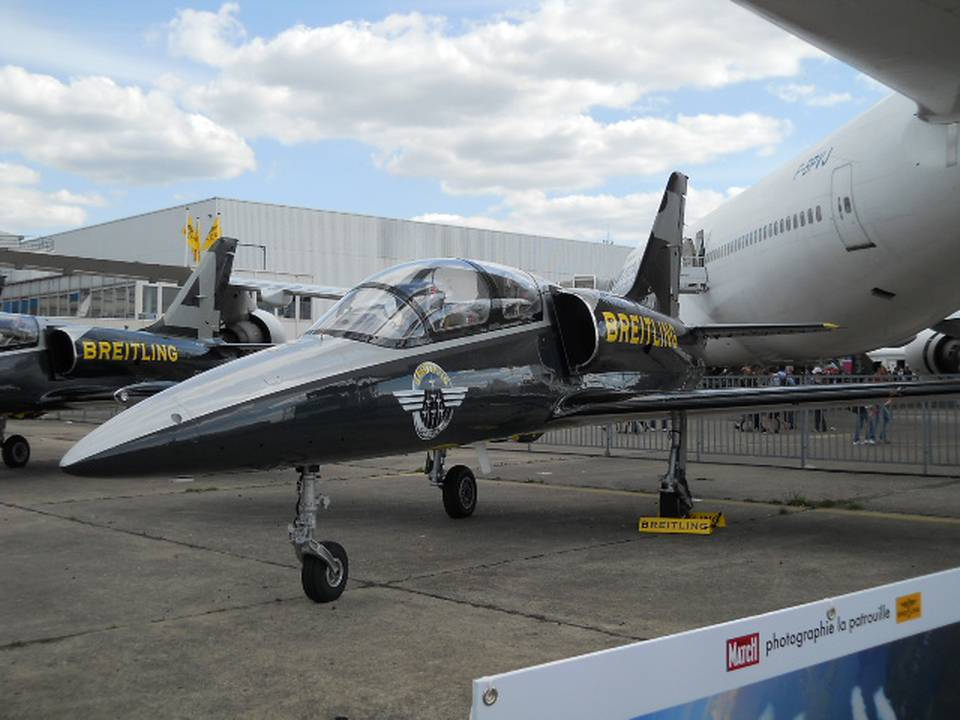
678, 0, 960, 369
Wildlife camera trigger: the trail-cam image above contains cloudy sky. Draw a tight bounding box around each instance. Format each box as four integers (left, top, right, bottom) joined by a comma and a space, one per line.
0, 0, 889, 243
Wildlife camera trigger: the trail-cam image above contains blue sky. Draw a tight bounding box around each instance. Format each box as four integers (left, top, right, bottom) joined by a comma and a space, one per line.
0, 1, 889, 242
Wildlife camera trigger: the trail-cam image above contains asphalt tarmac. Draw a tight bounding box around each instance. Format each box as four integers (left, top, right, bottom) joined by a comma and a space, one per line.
3, 419, 960, 719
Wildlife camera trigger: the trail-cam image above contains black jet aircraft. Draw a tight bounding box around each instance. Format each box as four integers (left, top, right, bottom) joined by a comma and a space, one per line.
61, 173, 960, 603
0, 236, 325, 469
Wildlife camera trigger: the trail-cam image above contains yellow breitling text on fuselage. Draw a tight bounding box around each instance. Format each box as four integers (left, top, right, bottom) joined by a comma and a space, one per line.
81, 340, 180, 363
601, 311, 679, 349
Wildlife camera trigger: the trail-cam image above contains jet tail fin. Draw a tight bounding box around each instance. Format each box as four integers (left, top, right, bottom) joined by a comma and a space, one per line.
145, 237, 238, 340
610, 171, 687, 317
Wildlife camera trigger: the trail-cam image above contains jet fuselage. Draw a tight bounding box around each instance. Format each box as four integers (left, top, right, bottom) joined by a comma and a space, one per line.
0, 313, 248, 416
61, 283, 702, 477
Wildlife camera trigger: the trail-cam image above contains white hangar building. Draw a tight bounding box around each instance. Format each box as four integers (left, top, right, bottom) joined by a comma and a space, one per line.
2, 198, 632, 337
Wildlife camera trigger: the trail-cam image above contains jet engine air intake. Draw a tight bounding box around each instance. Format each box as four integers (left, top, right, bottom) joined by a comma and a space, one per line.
905, 329, 960, 375
552, 290, 598, 373
48, 327, 80, 377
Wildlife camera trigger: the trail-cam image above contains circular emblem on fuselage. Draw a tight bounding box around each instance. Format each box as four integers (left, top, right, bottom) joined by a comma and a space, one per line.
393, 361, 468, 440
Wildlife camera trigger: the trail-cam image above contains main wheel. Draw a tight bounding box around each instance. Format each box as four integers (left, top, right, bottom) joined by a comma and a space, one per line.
659, 491, 690, 519
2, 435, 30, 468
442, 465, 477, 518
301, 541, 348, 603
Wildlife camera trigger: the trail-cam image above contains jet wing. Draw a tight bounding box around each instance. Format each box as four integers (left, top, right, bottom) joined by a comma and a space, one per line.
733, 0, 960, 121
229, 276, 348, 301
694, 322, 838, 338
551, 379, 960, 424
0, 248, 192, 284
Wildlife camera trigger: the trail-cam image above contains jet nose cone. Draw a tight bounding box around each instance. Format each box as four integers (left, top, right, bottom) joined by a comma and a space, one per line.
60, 412, 182, 477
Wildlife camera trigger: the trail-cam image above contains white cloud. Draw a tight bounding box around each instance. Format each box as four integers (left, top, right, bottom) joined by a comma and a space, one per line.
806, 92, 852, 107
0, 161, 40, 186
0, 65, 256, 184
770, 82, 851, 107
0, 163, 102, 231
171, 1, 816, 195
167, 2, 246, 66
412, 182, 736, 244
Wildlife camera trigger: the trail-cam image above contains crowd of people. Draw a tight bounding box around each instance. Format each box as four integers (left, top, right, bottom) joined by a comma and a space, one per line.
723, 361, 911, 444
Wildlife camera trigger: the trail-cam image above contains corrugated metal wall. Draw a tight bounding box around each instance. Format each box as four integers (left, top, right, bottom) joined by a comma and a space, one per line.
32, 197, 632, 287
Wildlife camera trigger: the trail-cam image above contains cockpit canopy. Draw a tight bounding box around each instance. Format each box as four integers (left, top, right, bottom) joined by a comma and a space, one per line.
309, 259, 542, 348
0, 312, 39, 352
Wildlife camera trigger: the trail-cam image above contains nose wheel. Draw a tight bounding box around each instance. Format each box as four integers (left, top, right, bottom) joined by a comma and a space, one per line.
289, 465, 349, 603
301, 541, 348, 603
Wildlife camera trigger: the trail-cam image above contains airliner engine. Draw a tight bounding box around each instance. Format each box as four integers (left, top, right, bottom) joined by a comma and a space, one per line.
904, 329, 960, 375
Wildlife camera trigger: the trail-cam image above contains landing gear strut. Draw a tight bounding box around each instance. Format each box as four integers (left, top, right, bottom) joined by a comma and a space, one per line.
1, 418, 30, 469
289, 465, 348, 603
659, 411, 693, 518
425, 449, 477, 518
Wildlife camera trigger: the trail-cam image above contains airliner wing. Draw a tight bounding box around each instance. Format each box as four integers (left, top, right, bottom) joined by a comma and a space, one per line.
0, 247, 191, 283
551, 379, 960, 424
734, 0, 960, 121
0, 247, 347, 301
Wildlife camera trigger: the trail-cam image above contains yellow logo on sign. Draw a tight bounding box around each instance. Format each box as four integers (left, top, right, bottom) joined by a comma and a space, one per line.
896, 592, 922, 623
81, 340, 180, 363
689, 511, 726, 528
638, 517, 713, 535
601, 311, 678, 349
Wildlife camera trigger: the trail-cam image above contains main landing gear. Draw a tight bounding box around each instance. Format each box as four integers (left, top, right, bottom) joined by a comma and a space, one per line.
289, 465, 348, 603
1, 418, 30, 469
425, 449, 477, 518
659, 410, 693, 518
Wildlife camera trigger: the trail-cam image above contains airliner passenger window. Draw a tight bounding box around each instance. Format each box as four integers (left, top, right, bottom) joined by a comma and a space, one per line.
800, 212, 806, 227
0, 312, 40, 351
808, 209, 814, 224
816, 206, 822, 222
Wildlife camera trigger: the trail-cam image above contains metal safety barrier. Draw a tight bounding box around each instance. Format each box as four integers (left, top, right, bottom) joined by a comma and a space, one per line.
538, 375, 960, 475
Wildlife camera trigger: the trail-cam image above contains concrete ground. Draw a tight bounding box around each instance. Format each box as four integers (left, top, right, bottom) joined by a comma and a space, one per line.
2, 419, 960, 719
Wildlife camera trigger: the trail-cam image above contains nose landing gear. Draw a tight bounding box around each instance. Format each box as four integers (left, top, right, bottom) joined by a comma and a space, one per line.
425, 449, 477, 518
289, 465, 348, 603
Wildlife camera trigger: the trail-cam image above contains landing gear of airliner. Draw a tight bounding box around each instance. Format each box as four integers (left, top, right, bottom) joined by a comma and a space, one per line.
425, 449, 477, 518
659, 410, 693, 518
289, 465, 348, 603
1, 418, 30, 469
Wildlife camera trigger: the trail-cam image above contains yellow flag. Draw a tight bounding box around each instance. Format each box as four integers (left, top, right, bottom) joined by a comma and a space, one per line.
183, 214, 201, 263
203, 215, 221, 252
